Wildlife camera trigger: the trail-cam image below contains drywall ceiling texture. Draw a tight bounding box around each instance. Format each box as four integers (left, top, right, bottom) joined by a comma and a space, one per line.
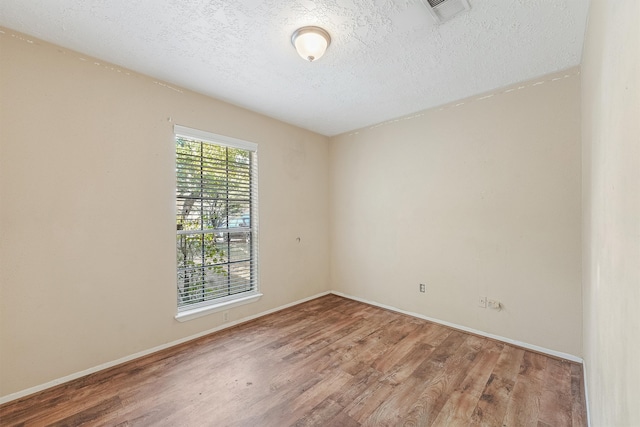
0, 0, 589, 136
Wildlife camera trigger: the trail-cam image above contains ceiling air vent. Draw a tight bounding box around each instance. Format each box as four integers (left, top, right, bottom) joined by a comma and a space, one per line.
423, 0, 471, 24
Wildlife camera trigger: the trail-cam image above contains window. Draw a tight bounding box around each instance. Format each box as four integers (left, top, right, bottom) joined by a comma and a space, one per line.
175, 125, 259, 320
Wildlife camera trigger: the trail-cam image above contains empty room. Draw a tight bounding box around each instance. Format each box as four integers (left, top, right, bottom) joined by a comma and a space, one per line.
0, 0, 638, 426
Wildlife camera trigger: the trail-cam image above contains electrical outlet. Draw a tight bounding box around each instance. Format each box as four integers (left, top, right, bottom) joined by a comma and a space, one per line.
478, 296, 487, 308
419, 283, 426, 293
223, 311, 229, 322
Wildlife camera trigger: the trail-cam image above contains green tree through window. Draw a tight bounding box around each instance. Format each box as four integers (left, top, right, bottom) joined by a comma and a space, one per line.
176, 130, 257, 311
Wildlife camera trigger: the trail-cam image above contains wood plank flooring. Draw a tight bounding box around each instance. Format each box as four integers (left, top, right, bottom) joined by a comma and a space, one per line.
0, 294, 587, 426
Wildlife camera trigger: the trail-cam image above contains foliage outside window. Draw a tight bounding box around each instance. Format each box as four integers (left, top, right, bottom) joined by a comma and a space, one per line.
175, 126, 258, 312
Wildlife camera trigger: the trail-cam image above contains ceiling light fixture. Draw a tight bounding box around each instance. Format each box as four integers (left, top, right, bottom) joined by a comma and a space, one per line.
291, 26, 331, 62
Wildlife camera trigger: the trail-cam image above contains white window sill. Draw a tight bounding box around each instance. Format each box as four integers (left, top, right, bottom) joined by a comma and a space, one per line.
175, 292, 263, 322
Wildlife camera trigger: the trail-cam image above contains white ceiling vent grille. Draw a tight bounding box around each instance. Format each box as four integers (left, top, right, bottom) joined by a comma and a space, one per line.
423, 0, 471, 24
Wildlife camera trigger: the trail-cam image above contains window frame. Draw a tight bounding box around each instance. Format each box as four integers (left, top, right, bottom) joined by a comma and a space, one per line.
174, 125, 261, 322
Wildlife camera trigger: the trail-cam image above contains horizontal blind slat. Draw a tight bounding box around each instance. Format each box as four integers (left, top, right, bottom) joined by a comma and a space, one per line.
176, 130, 258, 310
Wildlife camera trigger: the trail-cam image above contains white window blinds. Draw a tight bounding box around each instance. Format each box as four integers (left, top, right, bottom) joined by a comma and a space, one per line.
174, 125, 258, 312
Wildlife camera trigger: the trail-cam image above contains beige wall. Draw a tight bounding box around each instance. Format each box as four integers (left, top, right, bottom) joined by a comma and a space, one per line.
582, 0, 640, 424
330, 71, 583, 356
9, 5, 634, 408
0, 30, 330, 397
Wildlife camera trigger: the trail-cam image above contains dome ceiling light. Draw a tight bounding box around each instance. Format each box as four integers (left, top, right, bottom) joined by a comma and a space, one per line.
291, 26, 331, 62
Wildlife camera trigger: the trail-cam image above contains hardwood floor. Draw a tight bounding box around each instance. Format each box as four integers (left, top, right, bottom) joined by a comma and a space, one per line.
0, 295, 587, 426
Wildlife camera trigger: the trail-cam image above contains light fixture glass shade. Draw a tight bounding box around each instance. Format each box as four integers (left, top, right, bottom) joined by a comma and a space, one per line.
291, 26, 331, 62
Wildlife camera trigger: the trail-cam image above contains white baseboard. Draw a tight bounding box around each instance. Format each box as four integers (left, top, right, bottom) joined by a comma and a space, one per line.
330, 291, 584, 363
0, 291, 331, 405
1, 289, 585, 405
583, 359, 592, 426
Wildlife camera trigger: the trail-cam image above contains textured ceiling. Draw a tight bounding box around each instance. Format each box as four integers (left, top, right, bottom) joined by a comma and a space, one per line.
0, 0, 590, 136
